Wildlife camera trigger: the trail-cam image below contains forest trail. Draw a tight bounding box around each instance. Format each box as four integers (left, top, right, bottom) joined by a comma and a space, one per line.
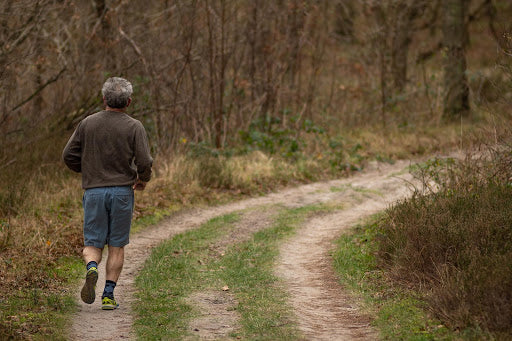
69, 159, 415, 340
276, 162, 415, 340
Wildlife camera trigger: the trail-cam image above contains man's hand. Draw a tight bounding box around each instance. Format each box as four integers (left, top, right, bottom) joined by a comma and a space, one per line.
132, 179, 147, 191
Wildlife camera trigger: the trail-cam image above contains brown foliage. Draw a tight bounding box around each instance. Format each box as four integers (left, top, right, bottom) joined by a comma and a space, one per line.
378, 148, 512, 332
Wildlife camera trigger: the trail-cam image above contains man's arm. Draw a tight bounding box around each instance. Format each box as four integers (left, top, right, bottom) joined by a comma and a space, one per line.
133, 121, 153, 187
62, 123, 82, 173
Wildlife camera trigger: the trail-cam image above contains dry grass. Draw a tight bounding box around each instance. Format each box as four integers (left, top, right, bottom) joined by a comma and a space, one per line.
0, 149, 325, 294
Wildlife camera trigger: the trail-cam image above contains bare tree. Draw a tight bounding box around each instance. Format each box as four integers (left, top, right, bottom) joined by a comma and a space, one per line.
442, 0, 470, 120
334, 0, 356, 42
2, 0, 508, 168
390, 1, 431, 92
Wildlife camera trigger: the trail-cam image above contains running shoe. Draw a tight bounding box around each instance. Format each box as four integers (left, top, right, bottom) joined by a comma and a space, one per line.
101, 296, 119, 310
80, 267, 98, 304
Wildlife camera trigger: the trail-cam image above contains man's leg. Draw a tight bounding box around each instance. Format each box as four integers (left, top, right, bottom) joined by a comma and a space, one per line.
82, 188, 109, 304
101, 246, 124, 310
102, 186, 133, 310
83, 245, 103, 265
105, 246, 124, 282
81, 246, 103, 304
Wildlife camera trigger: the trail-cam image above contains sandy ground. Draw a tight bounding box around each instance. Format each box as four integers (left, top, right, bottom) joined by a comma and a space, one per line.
69, 159, 415, 340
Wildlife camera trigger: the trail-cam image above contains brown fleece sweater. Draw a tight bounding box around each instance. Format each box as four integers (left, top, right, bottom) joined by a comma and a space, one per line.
62, 110, 153, 189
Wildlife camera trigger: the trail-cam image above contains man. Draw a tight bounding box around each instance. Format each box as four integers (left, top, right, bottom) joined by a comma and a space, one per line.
63, 77, 153, 310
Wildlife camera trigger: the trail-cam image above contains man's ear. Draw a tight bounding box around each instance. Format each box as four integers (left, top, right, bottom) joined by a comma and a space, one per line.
127, 98, 132, 108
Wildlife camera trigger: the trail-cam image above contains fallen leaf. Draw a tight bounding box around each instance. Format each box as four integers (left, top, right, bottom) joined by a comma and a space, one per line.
222, 285, 229, 291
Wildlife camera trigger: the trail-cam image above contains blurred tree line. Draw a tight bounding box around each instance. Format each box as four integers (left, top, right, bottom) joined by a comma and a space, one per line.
0, 0, 510, 160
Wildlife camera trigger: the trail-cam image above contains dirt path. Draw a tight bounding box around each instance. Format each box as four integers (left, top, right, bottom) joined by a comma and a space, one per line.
276, 162, 415, 340
69, 159, 414, 340
185, 208, 277, 340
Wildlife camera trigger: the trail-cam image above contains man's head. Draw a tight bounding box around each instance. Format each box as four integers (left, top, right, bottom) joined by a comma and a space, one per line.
102, 77, 133, 109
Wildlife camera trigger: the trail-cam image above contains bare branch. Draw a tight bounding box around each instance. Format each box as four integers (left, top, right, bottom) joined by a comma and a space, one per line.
6, 67, 66, 115
118, 27, 150, 76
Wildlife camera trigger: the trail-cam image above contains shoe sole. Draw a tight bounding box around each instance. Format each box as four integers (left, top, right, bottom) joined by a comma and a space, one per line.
80, 270, 98, 304
101, 304, 119, 310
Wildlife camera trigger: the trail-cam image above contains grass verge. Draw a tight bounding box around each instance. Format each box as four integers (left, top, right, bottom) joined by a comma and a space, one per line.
134, 213, 240, 339
217, 206, 326, 340
332, 217, 492, 340
0, 256, 83, 340
134, 205, 327, 340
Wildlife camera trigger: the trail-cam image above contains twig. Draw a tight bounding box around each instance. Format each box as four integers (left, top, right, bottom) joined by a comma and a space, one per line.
8, 67, 66, 114
0, 158, 17, 170
118, 27, 150, 76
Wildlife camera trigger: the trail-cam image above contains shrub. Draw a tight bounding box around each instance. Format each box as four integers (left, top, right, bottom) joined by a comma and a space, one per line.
377, 148, 512, 333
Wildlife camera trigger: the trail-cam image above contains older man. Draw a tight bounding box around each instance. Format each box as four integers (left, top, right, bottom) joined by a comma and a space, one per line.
63, 77, 153, 310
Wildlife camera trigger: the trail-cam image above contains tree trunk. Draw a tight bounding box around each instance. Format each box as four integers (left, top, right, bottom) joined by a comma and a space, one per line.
334, 0, 355, 41
93, 0, 116, 72
371, 2, 389, 128
442, 0, 470, 120
391, 1, 410, 92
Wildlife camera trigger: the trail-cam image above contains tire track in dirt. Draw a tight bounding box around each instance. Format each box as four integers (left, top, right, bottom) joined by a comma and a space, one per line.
276, 163, 416, 340
69, 160, 413, 340
185, 208, 276, 340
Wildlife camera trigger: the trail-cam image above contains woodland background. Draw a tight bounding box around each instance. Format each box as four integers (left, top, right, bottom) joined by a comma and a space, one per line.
1, 0, 510, 159
1, 0, 512, 338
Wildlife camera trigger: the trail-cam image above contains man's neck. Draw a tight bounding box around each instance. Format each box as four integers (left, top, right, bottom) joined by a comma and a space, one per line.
105, 106, 126, 113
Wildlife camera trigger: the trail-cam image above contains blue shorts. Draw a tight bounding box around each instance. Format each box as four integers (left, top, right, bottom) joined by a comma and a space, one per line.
83, 186, 134, 248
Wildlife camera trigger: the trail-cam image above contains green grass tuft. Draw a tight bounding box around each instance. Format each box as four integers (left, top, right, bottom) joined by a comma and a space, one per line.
0, 256, 83, 340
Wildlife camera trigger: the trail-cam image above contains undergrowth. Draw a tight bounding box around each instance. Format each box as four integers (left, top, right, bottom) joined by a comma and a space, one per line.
333, 219, 459, 340
0, 256, 83, 340
377, 145, 512, 336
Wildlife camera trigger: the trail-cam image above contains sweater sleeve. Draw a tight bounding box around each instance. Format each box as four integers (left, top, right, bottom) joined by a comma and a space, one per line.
62, 122, 82, 173
134, 121, 153, 182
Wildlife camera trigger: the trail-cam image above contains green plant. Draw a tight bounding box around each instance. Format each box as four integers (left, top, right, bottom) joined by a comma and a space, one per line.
326, 137, 366, 173
408, 157, 456, 191
239, 114, 325, 159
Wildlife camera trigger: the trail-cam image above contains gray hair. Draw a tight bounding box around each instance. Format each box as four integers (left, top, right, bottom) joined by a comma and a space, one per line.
102, 77, 133, 109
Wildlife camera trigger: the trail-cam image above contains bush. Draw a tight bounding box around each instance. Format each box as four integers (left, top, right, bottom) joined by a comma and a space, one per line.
377, 148, 512, 333
195, 155, 233, 189
239, 114, 325, 159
